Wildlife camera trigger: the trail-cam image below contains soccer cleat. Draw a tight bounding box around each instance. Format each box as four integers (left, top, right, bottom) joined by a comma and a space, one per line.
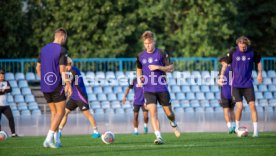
144, 127, 148, 134
91, 133, 101, 138
57, 131, 62, 138
43, 141, 58, 148
132, 132, 139, 135
228, 127, 235, 134
55, 142, 63, 148
11, 133, 18, 137
154, 137, 164, 145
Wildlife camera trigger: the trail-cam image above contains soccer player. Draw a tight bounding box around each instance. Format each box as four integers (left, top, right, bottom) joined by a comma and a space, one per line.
217, 57, 236, 134
58, 57, 100, 141
36, 28, 72, 148
122, 77, 149, 135
0, 70, 18, 137
220, 36, 262, 137
136, 31, 180, 145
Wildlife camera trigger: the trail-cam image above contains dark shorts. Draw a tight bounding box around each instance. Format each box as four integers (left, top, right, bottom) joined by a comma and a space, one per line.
133, 105, 148, 112
232, 87, 255, 103
144, 92, 171, 106
219, 95, 235, 109
66, 99, 89, 111
43, 85, 66, 103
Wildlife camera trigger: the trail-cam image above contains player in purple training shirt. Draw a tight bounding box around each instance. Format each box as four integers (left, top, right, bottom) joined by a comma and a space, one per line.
220, 36, 262, 137
36, 28, 72, 148
136, 31, 180, 145
122, 78, 149, 135
217, 57, 236, 134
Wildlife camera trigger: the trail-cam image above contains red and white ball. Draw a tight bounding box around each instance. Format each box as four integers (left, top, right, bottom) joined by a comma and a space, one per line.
0, 131, 8, 141
236, 127, 248, 137
101, 131, 115, 144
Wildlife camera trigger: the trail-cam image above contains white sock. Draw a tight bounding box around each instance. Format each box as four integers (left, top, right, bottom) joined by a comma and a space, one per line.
144, 123, 148, 128
54, 131, 60, 143
154, 131, 162, 139
253, 122, 258, 134
226, 122, 231, 128
235, 120, 240, 130
93, 129, 99, 134
45, 130, 55, 142
231, 122, 236, 128
134, 128, 138, 133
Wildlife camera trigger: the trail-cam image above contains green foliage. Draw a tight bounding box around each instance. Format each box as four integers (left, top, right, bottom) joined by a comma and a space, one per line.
0, 0, 275, 58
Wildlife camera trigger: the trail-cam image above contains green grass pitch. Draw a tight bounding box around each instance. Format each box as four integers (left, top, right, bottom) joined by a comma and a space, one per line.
1, 132, 276, 156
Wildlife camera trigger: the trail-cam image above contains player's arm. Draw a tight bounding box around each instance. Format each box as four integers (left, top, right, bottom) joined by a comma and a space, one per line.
123, 79, 134, 104
4, 81, 12, 93
59, 48, 72, 97
148, 51, 174, 73
254, 52, 262, 84
36, 55, 41, 79
136, 56, 143, 87
219, 49, 233, 82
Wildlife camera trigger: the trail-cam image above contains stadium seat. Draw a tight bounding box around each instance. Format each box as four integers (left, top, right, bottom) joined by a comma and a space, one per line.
256, 106, 264, 112
117, 93, 124, 101
106, 71, 116, 79
258, 85, 268, 92
201, 71, 211, 77
7, 95, 14, 103
180, 100, 190, 108
25, 95, 36, 103
252, 71, 257, 78
205, 107, 214, 113
181, 85, 190, 93
107, 93, 117, 101
111, 101, 121, 109
254, 85, 258, 92
255, 92, 264, 99
9, 103, 17, 111
32, 109, 42, 116
262, 71, 267, 78
263, 78, 272, 85
94, 108, 104, 114
18, 80, 28, 88
97, 94, 107, 101
205, 92, 215, 100
21, 87, 32, 95
5, 73, 15, 80
195, 107, 204, 113
86, 72, 95, 79
173, 71, 182, 78
182, 71, 191, 77
85, 87, 92, 94
15, 72, 25, 80
186, 92, 195, 100
105, 78, 119, 86
8, 80, 18, 88
35, 74, 40, 80
266, 106, 274, 112
200, 85, 210, 92
95, 71, 105, 79
122, 101, 132, 109
176, 93, 185, 100
91, 101, 101, 109
273, 78, 276, 84
113, 86, 123, 93
210, 100, 220, 107
196, 92, 205, 100
215, 107, 223, 112
191, 71, 201, 77
259, 99, 268, 106
101, 101, 111, 109
191, 86, 200, 92
174, 107, 184, 113
264, 92, 273, 99
190, 100, 200, 107
17, 102, 28, 110
170, 93, 176, 100
168, 78, 177, 86
26, 72, 36, 81
12, 87, 21, 95
215, 92, 220, 99
28, 102, 39, 110
171, 100, 180, 108
171, 85, 181, 93
93, 86, 103, 94
267, 70, 276, 78
114, 108, 124, 114
127, 93, 134, 100
104, 108, 114, 114
115, 71, 125, 78
88, 93, 97, 102
103, 86, 113, 93
268, 99, 276, 106
268, 85, 276, 92
166, 72, 173, 78
14, 95, 25, 103
210, 85, 219, 93
184, 107, 194, 113
200, 100, 210, 107
12, 110, 20, 116
125, 108, 133, 114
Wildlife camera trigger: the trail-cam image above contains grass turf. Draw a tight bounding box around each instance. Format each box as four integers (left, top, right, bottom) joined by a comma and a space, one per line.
1, 132, 276, 156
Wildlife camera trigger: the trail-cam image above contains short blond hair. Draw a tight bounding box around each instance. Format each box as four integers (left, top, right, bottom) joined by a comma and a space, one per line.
142, 31, 155, 41
236, 36, 251, 46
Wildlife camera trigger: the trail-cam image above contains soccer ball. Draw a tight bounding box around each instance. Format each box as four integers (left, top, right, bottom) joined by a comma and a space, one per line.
236, 127, 248, 137
101, 131, 115, 144
0, 131, 8, 141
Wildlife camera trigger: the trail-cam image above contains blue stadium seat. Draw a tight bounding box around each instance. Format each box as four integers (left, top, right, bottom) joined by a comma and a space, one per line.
273, 78, 276, 84
5, 73, 15, 80
86, 72, 95, 79
35, 74, 40, 80
25, 95, 36, 103
176, 93, 185, 100
93, 86, 103, 94
263, 78, 272, 85
97, 94, 107, 101
255, 92, 264, 99
8, 80, 18, 88
252, 71, 257, 78
166, 72, 173, 78
10, 103, 17, 111
262, 71, 267, 78
254, 85, 258, 92
210, 100, 220, 107
103, 86, 113, 93
125, 71, 136, 78
256, 106, 264, 112
215, 92, 220, 99
205, 107, 214, 113
268, 85, 276, 92
91, 101, 101, 109
181, 85, 191, 92
94, 108, 104, 114
267, 70, 276, 78
205, 92, 215, 100
127, 93, 134, 100
115, 71, 125, 78
195, 107, 204, 113
268, 99, 276, 106
215, 107, 223, 112
264, 92, 273, 99
107, 93, 117, 101
200, 100, 210, 107
17, 102, 28, 110
182, 71, 191, 77
190, 100, 200, 107
200, 85, 210, 92
12, 87, 21, 95
104, 108, 114, 114
28, 102, 39, 110
184, 107, 194, 113
21, 87, 32, 95
21, 110, 31, 116
259, 99, 268, 106
122, 101, 132, 109
125, 108, 133, 114
258, 85, 268, 92
174, 107, 184, 113
18, 80, 28, 88
88, 93, 97, 102
7, 95, 14, 103
210, 85, 219, 93
12, 110, 20, 116
173, 71, 182, 78
115, 108, 125, 114
15, 72, 25, 80
26, 72, 36, 81
111, 101, 121, 109
196, 92, 205, 100
201, 71, 210, 77
14, 95, 25, 103
170, 93, 176, 100
117, 93, 124, 101
180, 100, 190, 108
186, 92, 195, 100
171, 85, 181, 93
168, 78, 177, 86
191, 71, 201, 77
32, 109, 42, 116
85, 87, 92, 94
106, 71, 116, 79
95, 71, 105, 79
113, 86, 123, 93
105, 78, 119, 86
191, 86, 200, 92
171, 100, 180, 108
101, 101, 111, 109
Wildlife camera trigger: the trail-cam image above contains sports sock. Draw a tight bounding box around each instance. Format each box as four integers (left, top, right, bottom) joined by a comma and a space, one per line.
231, 122, 236, 128
253, 122, 258, 134
154, 131, 162, 139
93, 127, 99, 134
134, 128, 138, 133
45, 130, 55, 142
144, 123, 148, 128
54, 131, 60, 143
235, 120, 240, 130
226, 122, 231, 128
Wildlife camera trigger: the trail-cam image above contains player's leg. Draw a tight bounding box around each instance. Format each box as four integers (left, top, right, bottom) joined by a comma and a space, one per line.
244, 88, 258, 137
133, 105, 140, 135
229, 102, 236, 132
0, 107, 3, 131
2, 106, 17, 136
222, 107, 232, 133
58, 108, 71, 132
82, 110, 100, 138
158, 92, 180, 138
142, 105, 149, 134
232, 88, 243, 131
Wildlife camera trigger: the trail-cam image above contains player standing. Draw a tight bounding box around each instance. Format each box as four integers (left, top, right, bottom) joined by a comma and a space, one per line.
136, 31, 180, 145
58, 57, 100, 142
36, 28, 72, 148
122, 78, 149, 135
220, 36, 262, 137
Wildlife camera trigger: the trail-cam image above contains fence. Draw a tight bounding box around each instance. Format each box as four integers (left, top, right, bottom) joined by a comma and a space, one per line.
0, 57, 275, 73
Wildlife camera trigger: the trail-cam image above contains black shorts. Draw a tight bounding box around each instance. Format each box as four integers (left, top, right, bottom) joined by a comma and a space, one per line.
232, 87, 255, 103
144, 92, 171, 106
43, 85, 66, 103
66, 99, 89, 111
133, 105, 148, 112
220, 95, 235, 109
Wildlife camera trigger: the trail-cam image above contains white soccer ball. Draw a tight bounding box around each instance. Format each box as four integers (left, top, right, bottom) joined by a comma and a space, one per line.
101, 131, 115, 144
236, 127, 248, 137
0, 131, 8, 141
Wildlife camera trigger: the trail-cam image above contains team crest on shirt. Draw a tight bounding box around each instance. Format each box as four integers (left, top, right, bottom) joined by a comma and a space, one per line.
148, 57, 153, 63
142, 58, 147, 64
236, 56, 241, 61
248, 57, 251, 60
154, 58, 158, 62
242, 56, 246, 61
